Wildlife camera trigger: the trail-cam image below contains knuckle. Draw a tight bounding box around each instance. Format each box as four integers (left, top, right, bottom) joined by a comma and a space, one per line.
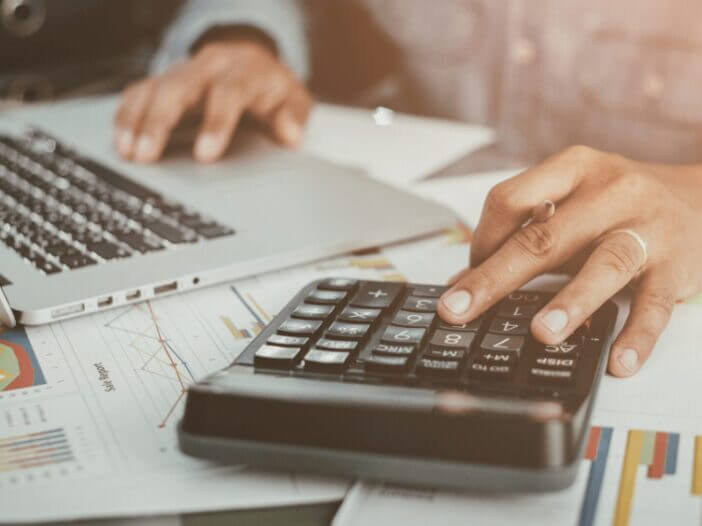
640, 288, 675, 320
484, 183, 519, 218
467, 267, 502, 298
561, 144, 599, 162
510, 222, 556, 260
598, 241, 642, 275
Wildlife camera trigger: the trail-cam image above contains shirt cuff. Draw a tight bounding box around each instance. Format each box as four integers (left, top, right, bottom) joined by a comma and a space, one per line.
150, 0, 309, 81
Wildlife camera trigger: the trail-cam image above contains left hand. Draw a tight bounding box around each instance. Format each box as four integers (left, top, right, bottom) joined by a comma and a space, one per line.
437, 145, 702, 377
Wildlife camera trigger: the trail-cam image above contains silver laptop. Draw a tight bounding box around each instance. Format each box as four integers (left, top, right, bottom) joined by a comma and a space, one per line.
0, 96, 455, 325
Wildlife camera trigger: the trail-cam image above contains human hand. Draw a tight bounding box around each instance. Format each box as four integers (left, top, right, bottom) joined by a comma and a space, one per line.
113, 38, 312, 163
437, 146, 702, 377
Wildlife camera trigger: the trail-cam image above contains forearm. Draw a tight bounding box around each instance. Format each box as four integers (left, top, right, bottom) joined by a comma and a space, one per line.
150, 0, 309, 80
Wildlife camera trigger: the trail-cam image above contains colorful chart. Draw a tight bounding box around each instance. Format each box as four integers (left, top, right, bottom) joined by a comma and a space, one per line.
612, 429, 680, 526
578, 426, 613, 526
0, 327, 46, 391
223, 286, 272, 340
0, 428, 73, 473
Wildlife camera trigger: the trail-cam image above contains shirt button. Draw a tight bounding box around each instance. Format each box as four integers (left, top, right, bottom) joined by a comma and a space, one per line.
642, 73, 664, 99
511, 38, 536, 65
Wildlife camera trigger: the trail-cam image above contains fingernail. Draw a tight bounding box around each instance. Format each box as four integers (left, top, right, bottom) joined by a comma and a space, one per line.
541, 309, 568, 334
280, 118, 302, 145
195, 134, 220, 160
135, 136, 154, 160
117, 129, 134, 154
442, 290, 472, 315
618, 348, 639, 373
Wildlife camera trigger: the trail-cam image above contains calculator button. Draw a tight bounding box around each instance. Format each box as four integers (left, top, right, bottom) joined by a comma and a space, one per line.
488, 317, 529, 336
364, 354, 410, 373
541, 340, 581, 355
307, 289, 347, 305
326, 322, 370, 340
469, 362, 513, 380
339, 307, 381, 323
392, 310, 435, 328
437, 317, 482, 332
350, 282, 403, 308
292, 304, 334, 320
497, 302, 539, 319
381, 326, 426, 344
267, 334, 309, 347
402, 296, 438, 312
278, 319, 323, 336
529, 368, 574, 384
411, 285, 446, 298
319, 278, 358, 291
480, 334, 525, 353
534, 356, 577, 369
424, 348, 466, 361
416, 359, 460, 378
254, 345, 302, 368
429, 330, 475, 349
373, 343, 415, 356
304, 349, 350, 371
506, 291, 546, 304
316, 339, 358, 352
474, 351, 517, 366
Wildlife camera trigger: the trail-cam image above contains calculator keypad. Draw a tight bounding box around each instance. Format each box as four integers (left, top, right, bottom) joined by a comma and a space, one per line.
245, 280, 607, 395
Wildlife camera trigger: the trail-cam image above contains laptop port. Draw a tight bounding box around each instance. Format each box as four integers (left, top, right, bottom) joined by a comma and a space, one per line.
97, 296, 113, 308
126, 290, 141, 301
51, 303, 85, 319
154, 282, 178, 295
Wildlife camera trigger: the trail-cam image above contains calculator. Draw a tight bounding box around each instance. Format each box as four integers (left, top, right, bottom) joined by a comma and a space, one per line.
179, 279, 617, 491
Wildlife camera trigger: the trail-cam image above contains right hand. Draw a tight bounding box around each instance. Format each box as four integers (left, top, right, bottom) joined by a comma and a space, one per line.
113, 38, 313, 163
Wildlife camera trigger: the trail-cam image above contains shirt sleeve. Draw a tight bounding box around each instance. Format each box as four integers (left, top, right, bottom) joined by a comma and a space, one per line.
150, 0, 309, 80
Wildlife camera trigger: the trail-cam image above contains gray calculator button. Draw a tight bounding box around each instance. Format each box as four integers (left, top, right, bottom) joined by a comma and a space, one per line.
429, 330, 475, 349
488, 317, 529, 335
278, 319, 322, 336
339, 307, 382, 323
402, 296, 438, 312
497, 302, 539, 319
480, 334, 525, 353
411, 285, 446, 298
304, 349, 350, 369
292, 304, 334, 320
326, 322, 370, 339
535, 356, 576, 369
416, 359, 460, 377
350, 282, 404, 308
307, 289, 347, 305
529, 368, 574, 384
364, 354, 409, 372
254, 345, 302, 368
319, 278, 358, 291
316, 338, 358, 352
381, 326, 426, 344
267, 334, 308, 347
373, 343, 415, 356
438, 317, 482, 332
392, 310, 435, 328
424, 348, 466, 361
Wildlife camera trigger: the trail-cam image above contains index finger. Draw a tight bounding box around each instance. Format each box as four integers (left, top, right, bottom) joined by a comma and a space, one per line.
470, 146, 600, 267
438, 192, 619, 325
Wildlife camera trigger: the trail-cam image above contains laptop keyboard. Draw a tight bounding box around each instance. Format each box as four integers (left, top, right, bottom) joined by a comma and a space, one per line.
0, 132, 234, 275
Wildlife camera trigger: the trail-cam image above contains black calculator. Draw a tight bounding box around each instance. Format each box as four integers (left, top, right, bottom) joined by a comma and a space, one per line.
179, 279, 617, 491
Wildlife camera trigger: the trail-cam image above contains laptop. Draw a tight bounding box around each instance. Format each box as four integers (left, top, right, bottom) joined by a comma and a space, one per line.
0, 96, 455, 325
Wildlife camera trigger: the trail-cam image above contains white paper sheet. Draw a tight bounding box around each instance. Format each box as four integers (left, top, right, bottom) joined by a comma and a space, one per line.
302, 104, 496, 187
